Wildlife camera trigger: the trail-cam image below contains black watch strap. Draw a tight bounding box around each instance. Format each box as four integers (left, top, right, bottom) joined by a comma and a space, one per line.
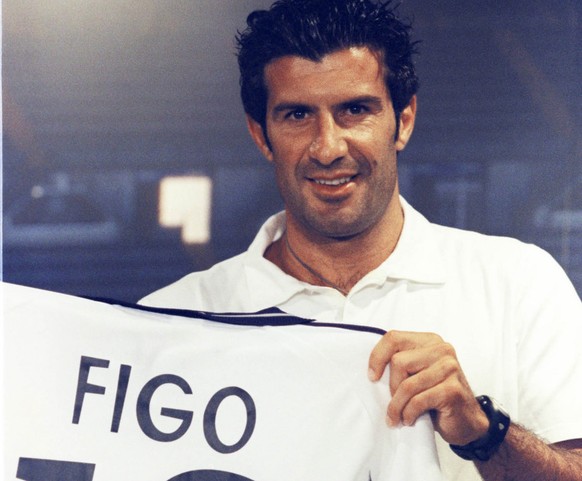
450, 395, 510, 462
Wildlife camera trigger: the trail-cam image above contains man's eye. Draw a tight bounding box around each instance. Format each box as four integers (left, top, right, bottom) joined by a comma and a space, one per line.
287, 110, 307, 120
347, 104, 367, 115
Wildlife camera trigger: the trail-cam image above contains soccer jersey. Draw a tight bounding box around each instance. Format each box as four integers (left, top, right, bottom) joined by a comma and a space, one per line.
3, 283, 442, 481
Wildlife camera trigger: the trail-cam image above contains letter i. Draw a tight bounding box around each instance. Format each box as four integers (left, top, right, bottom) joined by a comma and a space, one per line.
111, 364, 132, 433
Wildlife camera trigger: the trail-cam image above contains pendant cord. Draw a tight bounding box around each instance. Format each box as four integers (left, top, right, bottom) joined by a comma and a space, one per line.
284, 233, 349, 296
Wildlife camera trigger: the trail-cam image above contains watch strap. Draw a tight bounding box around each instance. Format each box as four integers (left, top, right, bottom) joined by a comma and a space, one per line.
450, 395, 510, 462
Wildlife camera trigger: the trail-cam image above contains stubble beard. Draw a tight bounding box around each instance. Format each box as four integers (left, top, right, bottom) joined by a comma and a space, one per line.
279, 171, 396, 242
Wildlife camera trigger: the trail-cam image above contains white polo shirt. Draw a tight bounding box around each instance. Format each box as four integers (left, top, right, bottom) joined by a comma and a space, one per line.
142, 198, 582, 481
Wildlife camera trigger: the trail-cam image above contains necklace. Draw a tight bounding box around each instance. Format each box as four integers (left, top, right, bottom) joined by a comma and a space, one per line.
284, 234, 349, 296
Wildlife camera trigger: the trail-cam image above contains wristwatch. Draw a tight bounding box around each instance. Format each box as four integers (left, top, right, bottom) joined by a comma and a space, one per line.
450, 395, 510, 462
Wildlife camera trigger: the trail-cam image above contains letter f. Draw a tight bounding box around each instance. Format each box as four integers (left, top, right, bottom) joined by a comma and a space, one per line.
72, 356, 109, 424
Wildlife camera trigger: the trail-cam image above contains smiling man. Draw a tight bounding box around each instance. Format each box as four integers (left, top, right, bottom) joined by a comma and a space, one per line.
250, 47, 414, 294
141, 1, 582, 480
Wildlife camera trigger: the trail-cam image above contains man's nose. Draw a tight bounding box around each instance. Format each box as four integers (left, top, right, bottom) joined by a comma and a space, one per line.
308, 114, 348, 165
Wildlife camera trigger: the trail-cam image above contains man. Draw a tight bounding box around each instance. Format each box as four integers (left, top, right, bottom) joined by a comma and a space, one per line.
141, 0, 582, 479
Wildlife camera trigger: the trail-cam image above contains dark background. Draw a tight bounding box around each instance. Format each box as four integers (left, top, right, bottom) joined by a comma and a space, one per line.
3, 0, 581, 302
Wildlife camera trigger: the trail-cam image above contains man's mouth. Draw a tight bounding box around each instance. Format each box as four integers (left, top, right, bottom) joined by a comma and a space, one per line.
312, 176, 356, 186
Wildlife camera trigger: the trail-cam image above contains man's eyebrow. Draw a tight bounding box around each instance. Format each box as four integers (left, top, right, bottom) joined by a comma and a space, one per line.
338, 95, 384, 108
272, 102, 311, 114
271, 95, 384, 114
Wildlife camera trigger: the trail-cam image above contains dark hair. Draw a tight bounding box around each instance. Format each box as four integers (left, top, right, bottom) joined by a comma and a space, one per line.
236, 0, 419, 131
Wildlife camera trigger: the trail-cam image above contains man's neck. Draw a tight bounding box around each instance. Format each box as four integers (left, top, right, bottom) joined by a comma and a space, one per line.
264, 206, 404, 295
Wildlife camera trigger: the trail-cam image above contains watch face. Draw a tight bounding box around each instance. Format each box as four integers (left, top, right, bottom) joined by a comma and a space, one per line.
478, 395, 509, 417
492, 398, 510, 417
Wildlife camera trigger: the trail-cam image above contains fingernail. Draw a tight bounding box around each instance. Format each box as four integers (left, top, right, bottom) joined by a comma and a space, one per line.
368, 369, 377, 382
386, 415, 397, 428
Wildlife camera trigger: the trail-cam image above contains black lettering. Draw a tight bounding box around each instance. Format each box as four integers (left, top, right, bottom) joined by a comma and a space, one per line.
168, 470, 254, 481
136, 374, 193, 442
17, 457, 95, 481
72, 356, 109, 424
111, 363, 132, 433
203, 387, 256, 454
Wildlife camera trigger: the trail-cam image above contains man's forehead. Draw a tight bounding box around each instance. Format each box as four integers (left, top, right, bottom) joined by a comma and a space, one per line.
263, 47, 387, 101
265, 46, 385, 78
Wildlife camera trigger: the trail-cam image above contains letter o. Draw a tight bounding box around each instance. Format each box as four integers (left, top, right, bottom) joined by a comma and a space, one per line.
203, 387, 256, 454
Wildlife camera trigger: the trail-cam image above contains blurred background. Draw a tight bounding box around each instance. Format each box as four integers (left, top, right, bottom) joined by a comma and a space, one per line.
3, 0, 581, 302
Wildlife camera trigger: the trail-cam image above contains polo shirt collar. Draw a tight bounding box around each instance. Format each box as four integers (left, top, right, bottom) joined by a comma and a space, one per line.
242, 198, 447, 309
367, 198, 448, 285
242, 212, 313, 310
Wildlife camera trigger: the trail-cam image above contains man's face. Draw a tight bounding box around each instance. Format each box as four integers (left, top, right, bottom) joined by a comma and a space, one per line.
248, 47, 415, 241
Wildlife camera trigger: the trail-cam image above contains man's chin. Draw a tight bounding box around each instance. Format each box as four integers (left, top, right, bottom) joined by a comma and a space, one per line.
301, 214, 377, 241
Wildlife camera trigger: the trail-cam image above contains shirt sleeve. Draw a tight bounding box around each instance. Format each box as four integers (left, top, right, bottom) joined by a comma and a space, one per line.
514, 244, 582, 443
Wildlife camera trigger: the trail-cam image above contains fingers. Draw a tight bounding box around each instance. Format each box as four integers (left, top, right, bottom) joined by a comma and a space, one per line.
368, 330, 485, 443
386, 350, 459, 427
368, 330, 448, 426
368, 330, 443, 383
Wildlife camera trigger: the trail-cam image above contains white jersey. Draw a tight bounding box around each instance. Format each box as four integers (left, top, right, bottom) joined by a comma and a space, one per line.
3, 283, 442, 481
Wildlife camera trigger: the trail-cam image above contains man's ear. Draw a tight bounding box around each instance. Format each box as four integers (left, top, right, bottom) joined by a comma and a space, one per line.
395, 95, 417, 152
246, 115, 273, 162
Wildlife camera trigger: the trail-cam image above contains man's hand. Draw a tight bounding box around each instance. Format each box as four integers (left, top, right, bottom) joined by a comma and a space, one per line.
368, 330, 489, 446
